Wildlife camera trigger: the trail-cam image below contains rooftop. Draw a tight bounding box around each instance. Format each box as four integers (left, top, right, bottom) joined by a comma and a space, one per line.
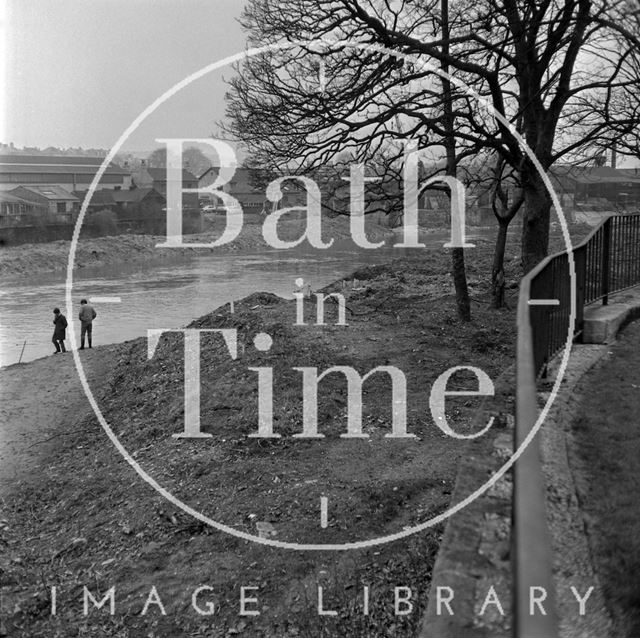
18, 185, 79, 201
0, 155, 128, 176
111, 188, 162, 203
0, 191, 44, 205
144, 167, 197, 182
72, 190, 115, 206
552, 165, 640, 184
72, 188, 165, 205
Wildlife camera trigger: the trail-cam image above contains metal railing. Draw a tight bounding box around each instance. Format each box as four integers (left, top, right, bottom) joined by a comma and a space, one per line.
514, 212, 640, 638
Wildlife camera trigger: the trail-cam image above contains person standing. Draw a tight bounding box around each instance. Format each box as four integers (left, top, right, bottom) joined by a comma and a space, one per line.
78, 299, 97, 349
52, 308, 67, 354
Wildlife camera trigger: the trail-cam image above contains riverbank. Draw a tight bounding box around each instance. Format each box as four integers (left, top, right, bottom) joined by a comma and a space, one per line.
0, 216, 393, 279
0, 239, 520, 637
0, 346, 125, 489
0, 214, 595, 282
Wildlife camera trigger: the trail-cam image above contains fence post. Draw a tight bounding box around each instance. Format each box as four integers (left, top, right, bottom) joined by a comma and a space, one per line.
574, 246, 586, 337
18, 339, 27, 364
602, 218, 611, 305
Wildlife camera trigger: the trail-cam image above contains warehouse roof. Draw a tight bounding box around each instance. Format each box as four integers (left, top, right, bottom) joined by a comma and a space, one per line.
0, 155, 128, 176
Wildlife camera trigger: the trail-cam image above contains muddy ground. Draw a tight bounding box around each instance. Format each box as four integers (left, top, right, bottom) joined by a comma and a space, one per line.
0, 235, 525, 638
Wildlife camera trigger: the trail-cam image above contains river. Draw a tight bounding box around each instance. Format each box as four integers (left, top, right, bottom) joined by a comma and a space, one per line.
0, 229, 494, 366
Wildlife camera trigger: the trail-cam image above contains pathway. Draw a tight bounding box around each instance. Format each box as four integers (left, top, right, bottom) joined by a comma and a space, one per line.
0, 347, 118, 495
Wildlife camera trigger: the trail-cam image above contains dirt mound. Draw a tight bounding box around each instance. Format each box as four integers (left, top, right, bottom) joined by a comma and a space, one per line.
1, 246, 518, 637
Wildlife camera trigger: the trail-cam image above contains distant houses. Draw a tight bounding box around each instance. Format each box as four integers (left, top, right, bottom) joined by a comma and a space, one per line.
458, 164, 640, 226
198, 166, 306, 214
131, 163, 198, 210
0, 155, 131, 191
132, 164, 198, 192
0, 191, 47, 226
0, 155, 173, 242
193, 161, 640, 228
111, 187, 167, 214
71, 187, 167, 233
71, 187, 166, 214
550, 165, 640, 213
0, 150, 638, 245
199, 166, 267, 212
10, 185, 78, 217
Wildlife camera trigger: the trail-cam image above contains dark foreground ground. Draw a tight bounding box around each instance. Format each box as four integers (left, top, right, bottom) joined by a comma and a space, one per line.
0, 237, 526, 637
569, 321, 640, 638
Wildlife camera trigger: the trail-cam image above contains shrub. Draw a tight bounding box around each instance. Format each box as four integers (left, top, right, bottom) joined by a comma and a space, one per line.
91, 208, 119, 235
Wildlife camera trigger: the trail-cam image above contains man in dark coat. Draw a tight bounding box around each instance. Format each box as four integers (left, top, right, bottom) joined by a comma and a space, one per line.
78, 298, 97, 349
52, 307, 67, 354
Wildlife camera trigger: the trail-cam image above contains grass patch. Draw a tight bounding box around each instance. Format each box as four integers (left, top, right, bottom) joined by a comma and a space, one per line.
571, 321, 640, 637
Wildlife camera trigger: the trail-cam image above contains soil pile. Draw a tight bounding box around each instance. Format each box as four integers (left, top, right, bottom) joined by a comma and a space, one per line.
1, 245, 518, 637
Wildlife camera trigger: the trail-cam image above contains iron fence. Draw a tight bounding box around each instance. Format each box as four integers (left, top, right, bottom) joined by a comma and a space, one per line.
514, 212, 640, 638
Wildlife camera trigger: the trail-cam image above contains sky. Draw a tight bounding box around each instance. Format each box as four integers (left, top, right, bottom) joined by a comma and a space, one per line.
2, 0, 247, 152
1, 1, 637, 167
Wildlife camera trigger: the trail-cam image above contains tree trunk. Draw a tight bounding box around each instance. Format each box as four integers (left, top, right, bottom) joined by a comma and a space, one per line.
521, 172, 552, 274
441, 0, 471, 321
492, 220, 509, 308
452, 246, 471, 319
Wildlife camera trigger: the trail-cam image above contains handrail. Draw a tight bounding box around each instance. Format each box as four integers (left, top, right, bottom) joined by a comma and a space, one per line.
514, 261, 560, 638
514, 212, 640, 637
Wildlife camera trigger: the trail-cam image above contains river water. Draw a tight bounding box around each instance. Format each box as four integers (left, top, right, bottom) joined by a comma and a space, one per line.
0, 230, 493, 367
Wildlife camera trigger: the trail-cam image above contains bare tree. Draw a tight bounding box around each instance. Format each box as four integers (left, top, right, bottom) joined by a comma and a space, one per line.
223, 0, 640, 274
441, 0, 471, 320
581, 7, 640, 162
490, 157, 524, 308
